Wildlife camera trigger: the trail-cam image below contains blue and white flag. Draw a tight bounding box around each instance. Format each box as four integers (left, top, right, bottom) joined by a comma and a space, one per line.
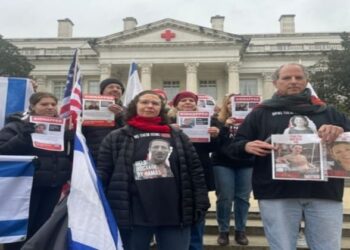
123, 62, 143, 106
67, 125, 123, 250
0, 155, 35, 243
0, 77, 34, 128
307, 82, 319, 98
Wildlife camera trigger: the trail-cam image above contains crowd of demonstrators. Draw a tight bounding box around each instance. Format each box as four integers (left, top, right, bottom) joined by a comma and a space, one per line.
82, 78, 125, 163
167, 91, 220, 250
223, 63, 350, 250
211, 93, 253, 246
4, 63, 350, 250
97, 90, 210, 250
0, 92, 74, 250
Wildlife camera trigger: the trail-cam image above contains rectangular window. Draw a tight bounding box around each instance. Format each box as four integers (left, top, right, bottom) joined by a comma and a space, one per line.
239, 79, 258, 95
53, 81, 66, 101
199, 80, 217, 99
88, 81, 99, 94
163, 81, 180, 101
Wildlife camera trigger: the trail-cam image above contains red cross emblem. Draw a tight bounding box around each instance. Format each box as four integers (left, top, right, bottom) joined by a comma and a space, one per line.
161, 29, 176, 41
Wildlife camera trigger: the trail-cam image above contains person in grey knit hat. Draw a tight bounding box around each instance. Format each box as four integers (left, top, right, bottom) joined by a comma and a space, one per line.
99, 77, 125, 107
99, 78, 125, 95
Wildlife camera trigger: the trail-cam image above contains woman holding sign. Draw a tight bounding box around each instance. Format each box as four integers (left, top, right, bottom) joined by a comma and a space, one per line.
0, 92, 73, 250
168, 91, 220, 250
97, 90, 209, 250
211, 93, 253, 246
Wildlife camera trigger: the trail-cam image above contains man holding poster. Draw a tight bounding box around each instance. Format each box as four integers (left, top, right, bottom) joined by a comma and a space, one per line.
82, 78, 125, 162
223, 63, 350, 250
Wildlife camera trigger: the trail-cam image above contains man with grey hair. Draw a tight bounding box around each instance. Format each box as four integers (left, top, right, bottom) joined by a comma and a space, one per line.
223, 63, 350, 250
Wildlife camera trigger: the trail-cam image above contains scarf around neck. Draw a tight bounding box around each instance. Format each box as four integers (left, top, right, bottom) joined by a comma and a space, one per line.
127, 115, 171, 133
258, 88, 327, 114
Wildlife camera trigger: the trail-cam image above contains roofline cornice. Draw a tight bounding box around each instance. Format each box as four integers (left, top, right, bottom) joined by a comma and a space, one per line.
97, 18, 247, 44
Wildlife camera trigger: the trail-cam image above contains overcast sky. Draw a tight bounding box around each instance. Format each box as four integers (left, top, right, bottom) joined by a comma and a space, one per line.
1, 0, 349, 38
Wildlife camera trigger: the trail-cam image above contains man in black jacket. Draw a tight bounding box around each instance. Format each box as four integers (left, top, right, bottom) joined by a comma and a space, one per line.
225, 63, 350, 250
82, 78, 125, 163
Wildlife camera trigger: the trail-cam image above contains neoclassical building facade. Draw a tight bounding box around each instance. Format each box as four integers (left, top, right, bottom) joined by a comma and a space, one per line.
8, 15, 344, 103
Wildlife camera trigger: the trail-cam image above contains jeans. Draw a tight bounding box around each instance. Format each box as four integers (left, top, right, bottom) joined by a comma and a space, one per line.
213, 165, 252, 232
189, 218, 205, 250
120, 226, 191, 250
259, 199, 343, 250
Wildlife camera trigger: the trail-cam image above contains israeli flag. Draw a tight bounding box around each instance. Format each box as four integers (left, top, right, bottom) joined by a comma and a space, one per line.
0, 155, 35, 243
67, 125, 123, 250
0, 77, 34, 128
123, 62, 143, 106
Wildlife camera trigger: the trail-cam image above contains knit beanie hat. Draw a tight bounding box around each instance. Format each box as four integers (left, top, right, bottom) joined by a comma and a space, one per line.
99, 78, 125, 94
172, 91, 198, 107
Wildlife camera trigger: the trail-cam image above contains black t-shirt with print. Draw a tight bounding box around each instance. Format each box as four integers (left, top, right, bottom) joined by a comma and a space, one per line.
131, 131, 181, 226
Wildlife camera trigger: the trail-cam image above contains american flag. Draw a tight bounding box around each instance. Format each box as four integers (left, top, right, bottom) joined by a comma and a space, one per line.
60, 49, 82, 127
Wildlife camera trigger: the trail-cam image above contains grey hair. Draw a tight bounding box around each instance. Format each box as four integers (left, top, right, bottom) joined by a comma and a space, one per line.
272, 63, 309, 81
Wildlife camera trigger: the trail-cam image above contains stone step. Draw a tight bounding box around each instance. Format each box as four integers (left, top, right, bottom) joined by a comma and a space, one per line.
202, 235, 350, 250
204, 218, 350, 237
206, 210, 350, 222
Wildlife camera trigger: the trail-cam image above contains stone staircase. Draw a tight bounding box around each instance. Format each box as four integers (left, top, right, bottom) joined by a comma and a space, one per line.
201, 188, 350, 250
202, 209, 350, 250
1, 187, 349, 250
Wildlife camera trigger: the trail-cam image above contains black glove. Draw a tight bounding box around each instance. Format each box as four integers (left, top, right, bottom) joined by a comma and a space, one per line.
194, 209, 206, 223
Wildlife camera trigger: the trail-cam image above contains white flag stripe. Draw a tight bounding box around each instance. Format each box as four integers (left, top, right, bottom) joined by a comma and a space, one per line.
307, 82, 319, 98
0, 77, 10, 128
0, 177, 33, 220
68, 151, 116, 249
0, 155, 34, 243
24, 80, 33, 111
0, 155, 37, 162
123, 62, 143, 106
67, 127, 121, 250
0, 77, 34, 128
0, 235, 26, 244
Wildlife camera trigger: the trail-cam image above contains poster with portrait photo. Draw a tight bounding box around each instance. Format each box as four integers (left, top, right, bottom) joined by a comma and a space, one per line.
133, 139, 174, 180
82, 94, 115, 127
30, 116, 65, 151
325, 132, 350, 179
177, 111, 210, 142
271, 134, 326, 181
283, 115, 317, 135
231, 95, 261, 122
196, 94, 216, 115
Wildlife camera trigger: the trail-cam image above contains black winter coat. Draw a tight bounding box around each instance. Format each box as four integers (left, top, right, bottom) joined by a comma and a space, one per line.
211, 121, 254, 168
97, 125, 210, 227
225, 106, 350, 201
0, 113, 72, 187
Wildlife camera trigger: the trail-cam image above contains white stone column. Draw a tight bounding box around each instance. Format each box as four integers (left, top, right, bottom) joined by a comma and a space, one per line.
226, 62, 240, 94
99, 64, 112, 81
185, 62, 199, 93
140, 63, 153, 90
262, 72, 276, 99
34, 75, 47, 92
